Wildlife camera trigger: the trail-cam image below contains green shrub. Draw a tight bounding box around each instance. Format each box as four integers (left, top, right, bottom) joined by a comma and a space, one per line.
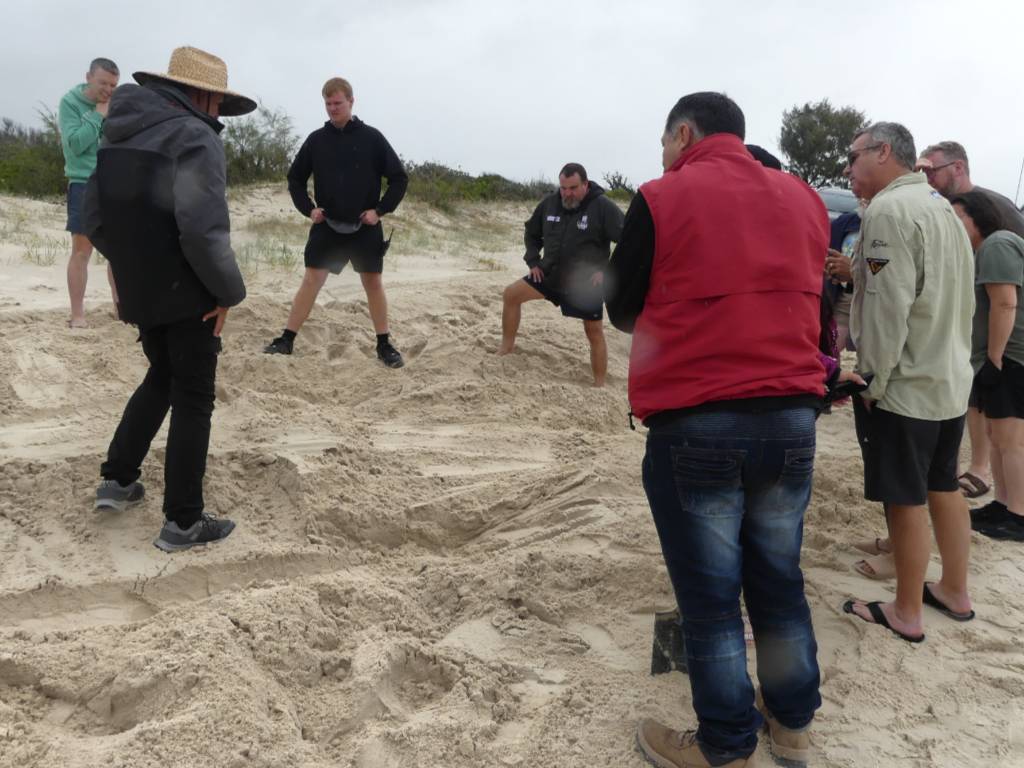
405, 161, 553, 211
223, 104, 300, 185
0, 110, 65, 197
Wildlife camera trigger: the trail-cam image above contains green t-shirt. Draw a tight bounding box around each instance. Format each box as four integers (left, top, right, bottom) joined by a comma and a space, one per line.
972, 230, 1024, 370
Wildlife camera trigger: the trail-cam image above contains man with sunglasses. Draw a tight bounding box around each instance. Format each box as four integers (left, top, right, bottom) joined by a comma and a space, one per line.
919, 142, 1024, 503
843, 124, 975, 643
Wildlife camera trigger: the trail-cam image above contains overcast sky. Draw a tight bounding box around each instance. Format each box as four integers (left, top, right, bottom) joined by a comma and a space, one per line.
5, 0, 1023, 202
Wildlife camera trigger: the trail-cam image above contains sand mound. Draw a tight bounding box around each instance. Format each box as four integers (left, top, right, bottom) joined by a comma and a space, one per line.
1, 188, 1022, 767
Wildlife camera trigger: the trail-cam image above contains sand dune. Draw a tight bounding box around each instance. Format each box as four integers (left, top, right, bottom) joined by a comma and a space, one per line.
1, 188, 1022, 767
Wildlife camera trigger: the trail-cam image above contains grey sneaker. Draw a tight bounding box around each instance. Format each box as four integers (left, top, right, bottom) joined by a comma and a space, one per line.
95, 479, 145, 511
153, 513, 236, 552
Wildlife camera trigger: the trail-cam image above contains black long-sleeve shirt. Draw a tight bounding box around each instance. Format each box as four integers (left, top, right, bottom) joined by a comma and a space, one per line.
605, 192, 654, 333
287, 116, 408, 223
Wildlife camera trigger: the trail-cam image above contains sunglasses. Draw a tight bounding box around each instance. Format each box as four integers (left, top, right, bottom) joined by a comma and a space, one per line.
846, 144, 883, 168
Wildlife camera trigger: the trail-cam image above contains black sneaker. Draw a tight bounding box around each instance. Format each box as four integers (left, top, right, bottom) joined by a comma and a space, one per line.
377, 341, 404, 368
973, 507, 1024, 542
970, 500, 1007, 529
153, 513, 237, 552
264, 335, 293, 355
95, 479, 146, 511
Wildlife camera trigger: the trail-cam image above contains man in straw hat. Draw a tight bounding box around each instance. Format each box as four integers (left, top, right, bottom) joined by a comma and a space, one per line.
82, 46, 251, 552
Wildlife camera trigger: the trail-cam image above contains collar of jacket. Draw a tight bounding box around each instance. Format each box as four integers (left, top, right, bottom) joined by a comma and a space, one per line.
324, 116, 363, 134
666, 133, 747, 174
874, 170, 928, 199
148, 83, 225, 134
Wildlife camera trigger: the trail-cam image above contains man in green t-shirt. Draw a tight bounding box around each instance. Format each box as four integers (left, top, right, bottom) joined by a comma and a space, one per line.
58, 57, 120, 328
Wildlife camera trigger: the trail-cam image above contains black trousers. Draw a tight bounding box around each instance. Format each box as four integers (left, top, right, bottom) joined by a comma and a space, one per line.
101, 317, 222, 527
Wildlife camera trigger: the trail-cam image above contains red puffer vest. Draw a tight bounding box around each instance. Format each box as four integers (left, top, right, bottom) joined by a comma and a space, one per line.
629, 134, 829, 421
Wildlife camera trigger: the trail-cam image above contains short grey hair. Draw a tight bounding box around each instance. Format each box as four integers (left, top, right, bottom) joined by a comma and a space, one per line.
855, 122, 916, 170
923, 140, 970, 174
89, 57, 119, 76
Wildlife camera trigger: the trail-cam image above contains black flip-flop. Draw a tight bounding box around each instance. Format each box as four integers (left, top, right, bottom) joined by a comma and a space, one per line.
842, 600, 925, 643
922, 583, 975, 622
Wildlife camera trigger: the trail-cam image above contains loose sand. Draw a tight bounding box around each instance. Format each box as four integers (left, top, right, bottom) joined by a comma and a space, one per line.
0, 189, 1022, 768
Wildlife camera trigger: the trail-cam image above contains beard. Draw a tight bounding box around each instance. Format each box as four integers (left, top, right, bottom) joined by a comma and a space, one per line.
561, 197, 581, 210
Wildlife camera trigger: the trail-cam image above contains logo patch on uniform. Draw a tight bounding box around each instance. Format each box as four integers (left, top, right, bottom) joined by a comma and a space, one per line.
870, 239, 888, 249
546, 215, 560, 222
866, 257, 889, 275
577, 214, 589, 231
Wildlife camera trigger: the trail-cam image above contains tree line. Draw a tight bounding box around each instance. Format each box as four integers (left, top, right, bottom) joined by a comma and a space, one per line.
0, 100, 864, 201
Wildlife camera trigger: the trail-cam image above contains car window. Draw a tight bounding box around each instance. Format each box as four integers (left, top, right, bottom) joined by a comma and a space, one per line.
818, 190, 859, 215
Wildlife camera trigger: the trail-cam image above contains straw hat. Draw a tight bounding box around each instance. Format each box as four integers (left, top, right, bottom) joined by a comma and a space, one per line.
133, 46, 256, 116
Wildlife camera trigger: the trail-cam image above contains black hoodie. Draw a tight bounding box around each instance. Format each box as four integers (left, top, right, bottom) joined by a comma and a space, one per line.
523, 182, 624, 290
287, 117, 408, 223
83, 83, 246, 329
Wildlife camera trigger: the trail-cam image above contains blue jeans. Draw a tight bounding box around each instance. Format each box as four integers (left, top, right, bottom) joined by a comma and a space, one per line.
642, 408, 821, 764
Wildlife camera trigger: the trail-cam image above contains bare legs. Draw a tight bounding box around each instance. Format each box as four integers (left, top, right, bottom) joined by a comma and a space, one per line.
988, 416, 1024, 513
498, 279, 608, 386
360, 271, 389, 334
850, 491, 971, 635
964, 406, 992, 486
285, 267, 330, 332
498, 279, 543, 355
583, 319, 607, 387
67, 234, 93, 327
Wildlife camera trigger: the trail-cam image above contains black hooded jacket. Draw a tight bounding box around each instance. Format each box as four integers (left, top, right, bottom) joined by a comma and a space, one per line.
523, 182, 624, 290
287, 117, 408, 223
82, 83, 246, 329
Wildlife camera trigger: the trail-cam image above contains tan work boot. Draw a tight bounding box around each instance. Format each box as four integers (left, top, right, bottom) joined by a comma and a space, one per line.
754, 688, 810, 767
636, 719, 756, 768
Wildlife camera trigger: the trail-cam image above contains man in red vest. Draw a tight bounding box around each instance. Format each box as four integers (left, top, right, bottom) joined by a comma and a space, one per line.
607, 92, 828, 768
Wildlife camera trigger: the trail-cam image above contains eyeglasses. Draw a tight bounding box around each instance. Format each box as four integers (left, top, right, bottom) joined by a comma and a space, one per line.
846, 144, 883, 167
923, 162, 956, 177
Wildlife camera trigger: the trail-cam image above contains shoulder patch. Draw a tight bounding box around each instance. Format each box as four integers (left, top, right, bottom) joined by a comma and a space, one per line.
870, 239, 888, 249
866, 257, 889, 275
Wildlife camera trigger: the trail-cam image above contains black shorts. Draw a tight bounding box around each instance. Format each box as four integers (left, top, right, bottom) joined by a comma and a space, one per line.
975, 357, 1024, 420
968, 379, 980, 410
66, 182, 86, 234
304, 222, 384, 274
853, 397, 965, 506
523, 274, 603, 321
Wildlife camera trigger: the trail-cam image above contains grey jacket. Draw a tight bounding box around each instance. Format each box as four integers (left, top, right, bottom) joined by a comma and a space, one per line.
83, 83, 245, 328
851, 172, 974, 420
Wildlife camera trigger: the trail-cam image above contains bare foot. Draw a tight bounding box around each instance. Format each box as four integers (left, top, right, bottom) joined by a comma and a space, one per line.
592, 379, 606, 388
849, 599, 924, 638
68, 317, 88, 329
496, 344, 514, 356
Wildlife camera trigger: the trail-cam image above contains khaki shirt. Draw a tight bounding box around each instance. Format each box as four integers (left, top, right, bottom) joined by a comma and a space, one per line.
851, 172, 974, 420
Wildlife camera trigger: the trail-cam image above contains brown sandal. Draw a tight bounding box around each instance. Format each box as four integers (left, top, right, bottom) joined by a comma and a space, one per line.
957, 472, 990, 499
853, 536, 891, 556
853, 553, 896, 580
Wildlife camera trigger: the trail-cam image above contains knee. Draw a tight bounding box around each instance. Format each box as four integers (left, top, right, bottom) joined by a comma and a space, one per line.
503, 283, 521, 305
304, 268, 329, 289
361, 272, 384, 292
584, 322, 604, 342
